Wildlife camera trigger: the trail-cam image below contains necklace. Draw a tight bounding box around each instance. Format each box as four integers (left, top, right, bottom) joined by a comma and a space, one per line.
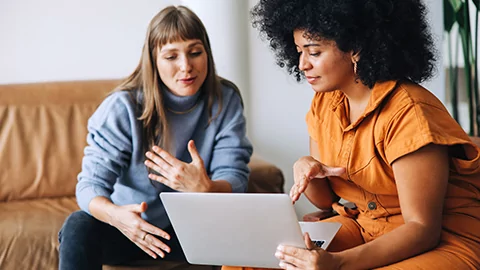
166, 103, 199, 114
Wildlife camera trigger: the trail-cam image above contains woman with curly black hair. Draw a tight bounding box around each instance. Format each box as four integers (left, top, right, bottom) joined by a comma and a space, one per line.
223, 0, 480, 269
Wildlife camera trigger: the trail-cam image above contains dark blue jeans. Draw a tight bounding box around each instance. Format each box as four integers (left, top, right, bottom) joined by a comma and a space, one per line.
58, 211, 186, 270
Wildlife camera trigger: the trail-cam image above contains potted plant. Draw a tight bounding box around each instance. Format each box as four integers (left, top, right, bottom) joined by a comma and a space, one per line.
444, 0, 479, 135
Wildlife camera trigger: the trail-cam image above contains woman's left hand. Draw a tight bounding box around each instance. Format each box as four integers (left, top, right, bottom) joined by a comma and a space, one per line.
275, 233, 342, 270
145, 140, 212, 192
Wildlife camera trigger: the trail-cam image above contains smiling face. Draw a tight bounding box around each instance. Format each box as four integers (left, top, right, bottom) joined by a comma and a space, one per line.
294, 30, 356, 93
156, 39, 208, 96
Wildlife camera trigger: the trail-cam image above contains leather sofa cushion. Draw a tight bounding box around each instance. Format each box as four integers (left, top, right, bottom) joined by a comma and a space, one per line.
0, 197, 79, 269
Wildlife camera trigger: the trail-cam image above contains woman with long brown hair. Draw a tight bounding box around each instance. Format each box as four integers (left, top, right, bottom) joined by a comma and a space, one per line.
59, 5, 252, 269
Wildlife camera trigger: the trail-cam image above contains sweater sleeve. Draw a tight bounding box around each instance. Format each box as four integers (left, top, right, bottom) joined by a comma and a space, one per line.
76, 93, 133, 214
209, 91, 253, 193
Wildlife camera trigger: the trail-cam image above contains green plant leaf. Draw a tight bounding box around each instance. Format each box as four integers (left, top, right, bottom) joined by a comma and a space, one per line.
444, 0, 480, 135
456, 3, 466, 29
445, 0, 456, 31
449, 0, 463, 12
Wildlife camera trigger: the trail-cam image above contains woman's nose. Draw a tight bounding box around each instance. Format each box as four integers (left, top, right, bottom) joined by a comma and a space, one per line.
179, 56, 193, 72
298, 53, 311, 71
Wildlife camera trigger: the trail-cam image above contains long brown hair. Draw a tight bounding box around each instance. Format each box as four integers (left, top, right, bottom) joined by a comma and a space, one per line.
115, 5, 222, 151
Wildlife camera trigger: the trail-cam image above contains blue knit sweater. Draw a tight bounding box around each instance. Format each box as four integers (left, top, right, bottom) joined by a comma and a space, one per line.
76, 83, 253, 228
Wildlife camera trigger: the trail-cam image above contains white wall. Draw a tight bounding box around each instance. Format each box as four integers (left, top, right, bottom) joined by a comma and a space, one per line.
245, 0, 314, 218
0, 0, 178, 84
423, 0, 445, 102
180, 0, 252, 126
1, 0, 446, 219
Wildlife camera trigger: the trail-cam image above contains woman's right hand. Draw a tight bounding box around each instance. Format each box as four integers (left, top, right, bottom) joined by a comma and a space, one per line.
290, 156, 345, 203
108, 202, 171, 259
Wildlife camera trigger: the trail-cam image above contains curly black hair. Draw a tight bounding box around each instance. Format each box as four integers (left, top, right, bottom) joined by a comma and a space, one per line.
251, 0, 437, 88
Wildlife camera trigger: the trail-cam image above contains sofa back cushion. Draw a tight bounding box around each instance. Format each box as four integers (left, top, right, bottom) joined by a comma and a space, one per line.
0, 80, 120, 202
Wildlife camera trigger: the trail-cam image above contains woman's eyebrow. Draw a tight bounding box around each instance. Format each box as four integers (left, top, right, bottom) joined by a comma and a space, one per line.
188, 41, 203, 48
159, 42, 203, 53
295, 43, 322, 49
303, 44, 321, 48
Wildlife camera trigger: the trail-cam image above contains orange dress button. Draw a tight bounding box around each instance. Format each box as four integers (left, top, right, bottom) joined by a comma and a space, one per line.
367, 201, 377, 210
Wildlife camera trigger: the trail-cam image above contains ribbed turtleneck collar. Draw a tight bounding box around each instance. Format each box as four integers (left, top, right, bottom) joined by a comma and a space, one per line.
162, 86, 202, 113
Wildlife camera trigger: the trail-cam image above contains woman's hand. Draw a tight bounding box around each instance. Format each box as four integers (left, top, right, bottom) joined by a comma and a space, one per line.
290, 156, 345, 203
144, 140, 212, 192
275, 233, 342, 270
108, 202, 171, 259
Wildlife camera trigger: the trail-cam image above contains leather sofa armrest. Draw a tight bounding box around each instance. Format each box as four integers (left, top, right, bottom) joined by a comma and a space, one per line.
302, 210, 337, 222
303, 201, 357, 221
247, 156, 285, 193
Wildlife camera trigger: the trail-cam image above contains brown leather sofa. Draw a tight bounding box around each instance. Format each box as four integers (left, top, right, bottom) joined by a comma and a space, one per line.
0, 80, 285, 270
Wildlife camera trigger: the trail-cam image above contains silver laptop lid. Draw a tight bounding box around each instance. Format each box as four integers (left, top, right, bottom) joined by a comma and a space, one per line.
160, 193, 305, 268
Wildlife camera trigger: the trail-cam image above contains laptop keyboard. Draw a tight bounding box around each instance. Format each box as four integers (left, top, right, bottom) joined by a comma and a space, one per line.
312, 240, 325, 248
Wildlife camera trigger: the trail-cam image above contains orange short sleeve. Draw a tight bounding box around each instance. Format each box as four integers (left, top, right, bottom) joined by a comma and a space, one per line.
306, 94, 320, 142
306, 92, 330, 142
384, 101, 471, 164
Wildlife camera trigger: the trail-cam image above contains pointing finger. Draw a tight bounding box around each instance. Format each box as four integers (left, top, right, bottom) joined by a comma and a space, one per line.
151, 146, 181, 167
187, 140, 203, 164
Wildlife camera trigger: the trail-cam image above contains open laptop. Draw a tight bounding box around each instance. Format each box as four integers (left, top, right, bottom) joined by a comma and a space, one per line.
160, 193, 341, 269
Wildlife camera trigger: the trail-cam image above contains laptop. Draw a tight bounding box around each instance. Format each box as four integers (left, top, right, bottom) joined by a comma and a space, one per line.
160, 193, 341, 269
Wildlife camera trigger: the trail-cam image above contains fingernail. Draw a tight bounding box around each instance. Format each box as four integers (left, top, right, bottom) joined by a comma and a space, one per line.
152, 146, 159, 151
274, 251, 282, 258
146, 152, 152, 157
277, 245, 284, 251
279, 261, 285, 268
